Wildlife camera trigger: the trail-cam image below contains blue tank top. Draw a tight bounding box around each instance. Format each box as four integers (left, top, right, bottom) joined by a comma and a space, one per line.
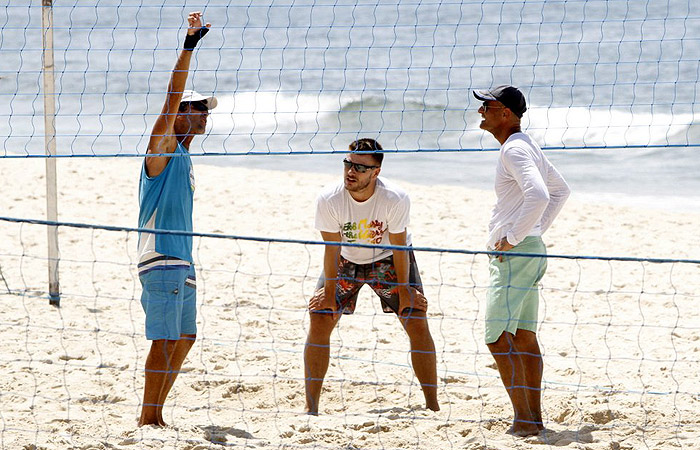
138, 142, 194, 262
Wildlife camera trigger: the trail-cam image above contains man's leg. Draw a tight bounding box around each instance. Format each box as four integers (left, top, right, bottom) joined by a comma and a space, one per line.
156, 333, 197, 423
139, 339, 177, 426
487, 330, 541, 437
400, 310, 439, 411
304, 311, 340, 415
514, 329, 543, 429
139, 334, 196, 426
138, 264, 195, 426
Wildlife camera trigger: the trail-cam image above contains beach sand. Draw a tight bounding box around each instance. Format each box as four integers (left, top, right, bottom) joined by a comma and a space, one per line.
1, 157, 698, 449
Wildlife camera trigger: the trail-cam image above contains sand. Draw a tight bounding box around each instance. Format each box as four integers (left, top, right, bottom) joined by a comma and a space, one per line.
1, 156, 699, 450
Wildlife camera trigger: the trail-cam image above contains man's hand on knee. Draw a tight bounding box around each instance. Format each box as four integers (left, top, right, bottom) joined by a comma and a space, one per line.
308, 288, 336, 314
399, 287, 428, 316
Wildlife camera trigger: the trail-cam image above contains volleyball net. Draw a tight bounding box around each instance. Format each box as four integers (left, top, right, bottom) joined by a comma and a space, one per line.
2, 1, 700, 449
1, 215, 699, 449
2, 1, 699, 159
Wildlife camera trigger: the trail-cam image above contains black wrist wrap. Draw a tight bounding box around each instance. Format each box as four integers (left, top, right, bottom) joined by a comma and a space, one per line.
183, 27, 209, 50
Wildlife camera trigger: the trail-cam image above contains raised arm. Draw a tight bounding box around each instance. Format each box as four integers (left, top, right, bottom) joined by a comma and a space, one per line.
146, 11, 210, 177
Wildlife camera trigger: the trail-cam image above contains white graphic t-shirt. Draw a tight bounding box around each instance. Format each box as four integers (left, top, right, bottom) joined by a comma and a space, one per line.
315, 177, 411, 264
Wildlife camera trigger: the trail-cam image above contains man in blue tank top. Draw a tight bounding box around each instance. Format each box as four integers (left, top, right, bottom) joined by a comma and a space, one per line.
136, 11, 218, 427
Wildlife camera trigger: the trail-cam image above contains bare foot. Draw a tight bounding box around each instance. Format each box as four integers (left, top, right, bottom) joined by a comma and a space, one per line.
506, 424, 541, 437
138, 418, 164, 427
137, 415, 168, 427
425, 400, 440, 412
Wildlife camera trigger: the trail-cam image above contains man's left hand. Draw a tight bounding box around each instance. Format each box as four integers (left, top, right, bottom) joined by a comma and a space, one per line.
398, 287, 428, 316
187, 11, 210, 34
494, 237, 514, 262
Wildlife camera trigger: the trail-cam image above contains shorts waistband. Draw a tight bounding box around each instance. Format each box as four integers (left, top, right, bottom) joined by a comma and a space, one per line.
138, 255, 191, 276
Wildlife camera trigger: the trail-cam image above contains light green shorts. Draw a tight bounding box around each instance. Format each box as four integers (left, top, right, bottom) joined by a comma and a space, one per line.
485, 236, 547, 344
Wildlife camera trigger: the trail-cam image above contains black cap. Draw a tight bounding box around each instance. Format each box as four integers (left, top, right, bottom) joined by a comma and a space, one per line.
473, 85, 527, 118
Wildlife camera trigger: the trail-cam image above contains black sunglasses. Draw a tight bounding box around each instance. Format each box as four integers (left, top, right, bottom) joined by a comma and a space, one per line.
181, 101, 209, 112
481, 102, 506, 113
343, 159, 379, 173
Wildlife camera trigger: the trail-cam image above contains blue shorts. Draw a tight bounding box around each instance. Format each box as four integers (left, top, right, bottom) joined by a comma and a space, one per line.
139, 264, 197, 340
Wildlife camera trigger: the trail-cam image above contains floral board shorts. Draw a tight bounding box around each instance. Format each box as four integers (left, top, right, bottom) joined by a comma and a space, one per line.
315, 251, 424, 315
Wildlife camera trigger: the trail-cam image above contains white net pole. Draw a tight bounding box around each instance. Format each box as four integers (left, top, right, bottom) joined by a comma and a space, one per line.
41, 0, 60, 306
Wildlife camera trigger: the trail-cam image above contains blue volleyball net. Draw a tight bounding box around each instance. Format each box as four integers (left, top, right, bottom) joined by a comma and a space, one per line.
1, 1, 700, 449
1, 214, 699, 449
2, 1, 699, 159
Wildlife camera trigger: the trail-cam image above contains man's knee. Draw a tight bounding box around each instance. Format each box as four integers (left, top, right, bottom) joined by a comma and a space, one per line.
152, 338, 178, 351
307, 312, 337, 338
489, 329, 538, 355
147, 339, 177, 364
401, 311, 430, 336
487, 331, 515, 354
514, 328, 537, 343
180, 334, 196, 347
513, 329, 540, 354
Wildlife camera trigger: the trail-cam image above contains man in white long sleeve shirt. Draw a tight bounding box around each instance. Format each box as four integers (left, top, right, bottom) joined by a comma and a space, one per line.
474, 85, 570, 437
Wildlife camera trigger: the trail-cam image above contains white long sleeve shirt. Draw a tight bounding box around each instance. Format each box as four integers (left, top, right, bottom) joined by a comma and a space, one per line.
487, 132, 570, 249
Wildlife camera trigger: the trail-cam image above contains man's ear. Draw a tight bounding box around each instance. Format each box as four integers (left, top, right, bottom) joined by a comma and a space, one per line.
373, 167, 381, 179
503, 108, 517, 123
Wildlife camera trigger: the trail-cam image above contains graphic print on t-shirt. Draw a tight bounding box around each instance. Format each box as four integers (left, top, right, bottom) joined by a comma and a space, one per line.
342, 219, 385, 244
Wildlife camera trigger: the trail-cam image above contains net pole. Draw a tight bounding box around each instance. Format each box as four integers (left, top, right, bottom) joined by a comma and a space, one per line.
42, 0, 60, 306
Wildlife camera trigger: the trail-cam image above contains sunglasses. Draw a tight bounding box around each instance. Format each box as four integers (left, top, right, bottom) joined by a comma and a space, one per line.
343, 159, 379, 173
182, 101, 209, 112
481, 102, 506, 113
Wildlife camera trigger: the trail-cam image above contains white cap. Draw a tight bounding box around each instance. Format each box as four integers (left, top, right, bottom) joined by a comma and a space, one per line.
180, 89, 218, 110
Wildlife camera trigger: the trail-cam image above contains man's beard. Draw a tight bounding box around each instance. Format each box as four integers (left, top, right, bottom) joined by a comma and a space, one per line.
344, 175, 372, 192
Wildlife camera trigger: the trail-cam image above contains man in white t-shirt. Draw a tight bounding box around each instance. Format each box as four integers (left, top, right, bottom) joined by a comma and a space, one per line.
304, 138, 439, 415
474, 85, 570, 437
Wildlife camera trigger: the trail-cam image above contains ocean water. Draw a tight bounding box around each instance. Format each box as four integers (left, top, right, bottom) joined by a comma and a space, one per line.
1, 1, 699, 210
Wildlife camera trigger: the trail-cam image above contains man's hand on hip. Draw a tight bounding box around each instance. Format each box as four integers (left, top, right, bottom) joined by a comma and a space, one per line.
494, 237, 514, 262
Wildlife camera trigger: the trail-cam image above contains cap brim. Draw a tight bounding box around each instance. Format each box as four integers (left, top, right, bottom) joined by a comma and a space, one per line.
203, 96, 218, 110
182, 93, 218, 110
189, 95, 219, 109
473, 89, 497, 102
